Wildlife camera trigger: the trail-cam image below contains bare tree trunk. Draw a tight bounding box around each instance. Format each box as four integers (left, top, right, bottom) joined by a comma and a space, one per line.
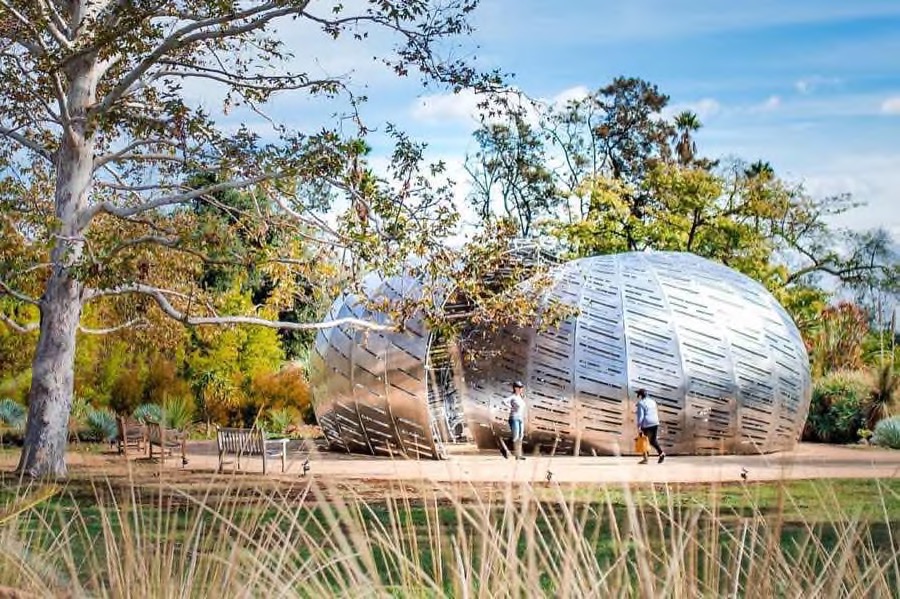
17, 46, 97, 477
17, 274, 84, 477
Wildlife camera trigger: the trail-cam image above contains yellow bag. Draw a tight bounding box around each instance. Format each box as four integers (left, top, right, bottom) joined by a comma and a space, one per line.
634, 434, 650, 454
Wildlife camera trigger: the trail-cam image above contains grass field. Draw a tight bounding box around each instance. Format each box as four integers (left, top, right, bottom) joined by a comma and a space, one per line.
1, 472, 898, 597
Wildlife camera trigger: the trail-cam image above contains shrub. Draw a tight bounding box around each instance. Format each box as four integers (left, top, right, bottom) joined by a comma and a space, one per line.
804, 370, 869, 443
872, 416, 900, 449
83, 408, 118, 443
162, 395, 195, 431
248, 366, 314, 424
0, 398, 26, 431
264, 407, 296, 436
865, 362, 898, 428
109, 368, 146, 415
132, 403, 163, 424
67, 396, 92, 441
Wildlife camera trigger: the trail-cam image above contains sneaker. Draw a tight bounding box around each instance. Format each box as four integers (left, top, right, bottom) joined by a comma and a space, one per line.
638, 457, 648, 465
658, 453, 666, 464
516, 456, 526, 461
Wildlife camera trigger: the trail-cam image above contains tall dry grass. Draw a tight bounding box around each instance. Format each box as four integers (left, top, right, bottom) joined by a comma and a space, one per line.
0, 472, 897, 597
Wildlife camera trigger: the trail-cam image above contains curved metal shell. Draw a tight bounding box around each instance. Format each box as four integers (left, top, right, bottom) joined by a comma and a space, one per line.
309, 270, 448, 459
461, 252, 812, 455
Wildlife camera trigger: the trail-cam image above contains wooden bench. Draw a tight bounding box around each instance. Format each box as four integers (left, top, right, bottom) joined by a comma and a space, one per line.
116, 416, 146, 457
147, 422, 187, 465
216, 427, 288, 474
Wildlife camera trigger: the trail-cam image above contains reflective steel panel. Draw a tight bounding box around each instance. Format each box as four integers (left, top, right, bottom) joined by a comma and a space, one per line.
309, 270, 456, 459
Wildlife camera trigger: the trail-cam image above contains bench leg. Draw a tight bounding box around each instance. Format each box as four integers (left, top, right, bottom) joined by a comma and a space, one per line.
218, 450, 224, 473
262, 453, 267, 475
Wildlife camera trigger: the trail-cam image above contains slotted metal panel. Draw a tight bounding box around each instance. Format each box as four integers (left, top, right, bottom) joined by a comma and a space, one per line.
461, 252, 812, 455
309, 270, 452, 459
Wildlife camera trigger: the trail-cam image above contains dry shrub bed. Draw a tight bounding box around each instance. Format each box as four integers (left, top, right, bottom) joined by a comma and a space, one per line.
0, 472, 898, 597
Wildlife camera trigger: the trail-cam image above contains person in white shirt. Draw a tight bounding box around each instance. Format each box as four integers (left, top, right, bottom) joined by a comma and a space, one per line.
500, 380, 527, 460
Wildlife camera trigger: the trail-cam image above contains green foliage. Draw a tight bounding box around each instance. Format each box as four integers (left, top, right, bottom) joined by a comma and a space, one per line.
872, 416, 900, 449
83, 408, 118, 443
865, 362, 898, 429
0, 398, 26, 430
162, 395, 195, 431
466, 113, 561, 237
132, 403, 163, 425
804, 370, 870, 443
808, 303, 870, 377
264, 408, 295, 436
109, 366, 146, 415
70, 397, 91, 425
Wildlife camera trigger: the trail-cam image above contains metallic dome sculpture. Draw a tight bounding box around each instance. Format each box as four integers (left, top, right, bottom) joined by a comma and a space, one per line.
310, 251, 812, 457
308, 268, 467, 459
462, 252, 812, 455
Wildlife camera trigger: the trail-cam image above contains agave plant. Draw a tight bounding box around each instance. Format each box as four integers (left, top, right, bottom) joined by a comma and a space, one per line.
132, 403, 163, 424
163, 395, 195, 431
85, 408, 118, 443
873, 416, 900, 449
0, 398, 27, 431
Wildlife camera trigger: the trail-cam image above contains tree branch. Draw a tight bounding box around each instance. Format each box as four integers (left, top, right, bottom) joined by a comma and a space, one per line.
79, 318, 147, 335
0, 127, 53, 162
87, 284, 396, 332
1, 314, 148, 335
93, 138, 181, 169
80, 174, 277, 228
0, 313, 39, 333
92, 2, 305, 118
0, 278, 40, 305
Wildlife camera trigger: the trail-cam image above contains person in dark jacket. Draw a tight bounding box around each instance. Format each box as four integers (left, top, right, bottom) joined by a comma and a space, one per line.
635, 388, 666, 464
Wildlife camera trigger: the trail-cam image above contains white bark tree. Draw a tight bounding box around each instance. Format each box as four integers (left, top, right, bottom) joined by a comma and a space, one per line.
0, 0, 502, 477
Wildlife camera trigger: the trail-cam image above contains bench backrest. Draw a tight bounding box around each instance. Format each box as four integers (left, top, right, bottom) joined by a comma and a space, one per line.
147, 422, 180, 444
117, 416, 144, 439
216, 427, 267, 455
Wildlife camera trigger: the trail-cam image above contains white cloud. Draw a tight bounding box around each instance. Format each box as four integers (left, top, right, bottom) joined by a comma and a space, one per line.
794, 75, 841, 94
411, 89, 484, 124
880, 96, 900, 114
664, 97, 721, 121
799, 153, 900, 234
410, 85, 590, 127
758, 95, 781, 111
549, 85, 590, 107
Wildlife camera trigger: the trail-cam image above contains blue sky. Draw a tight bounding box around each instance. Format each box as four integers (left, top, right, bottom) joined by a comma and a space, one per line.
233, 1, 900, 239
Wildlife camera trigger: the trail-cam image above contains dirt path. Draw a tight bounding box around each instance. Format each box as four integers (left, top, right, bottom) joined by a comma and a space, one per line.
4, 442, 896, 487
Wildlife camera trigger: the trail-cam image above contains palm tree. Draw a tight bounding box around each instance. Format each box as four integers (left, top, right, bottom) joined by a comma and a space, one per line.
745, 160, 775, 180
673, 111, 702, 165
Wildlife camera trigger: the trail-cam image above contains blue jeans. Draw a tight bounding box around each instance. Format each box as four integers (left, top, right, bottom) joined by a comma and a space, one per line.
509, 419, 523, 442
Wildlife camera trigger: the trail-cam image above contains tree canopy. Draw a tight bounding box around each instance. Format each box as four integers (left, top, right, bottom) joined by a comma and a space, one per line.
0, 0, 547, 477
463, 78, 899, 332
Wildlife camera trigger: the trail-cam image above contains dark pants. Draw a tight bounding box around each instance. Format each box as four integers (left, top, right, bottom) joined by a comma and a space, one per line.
641, 425, 664, 455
